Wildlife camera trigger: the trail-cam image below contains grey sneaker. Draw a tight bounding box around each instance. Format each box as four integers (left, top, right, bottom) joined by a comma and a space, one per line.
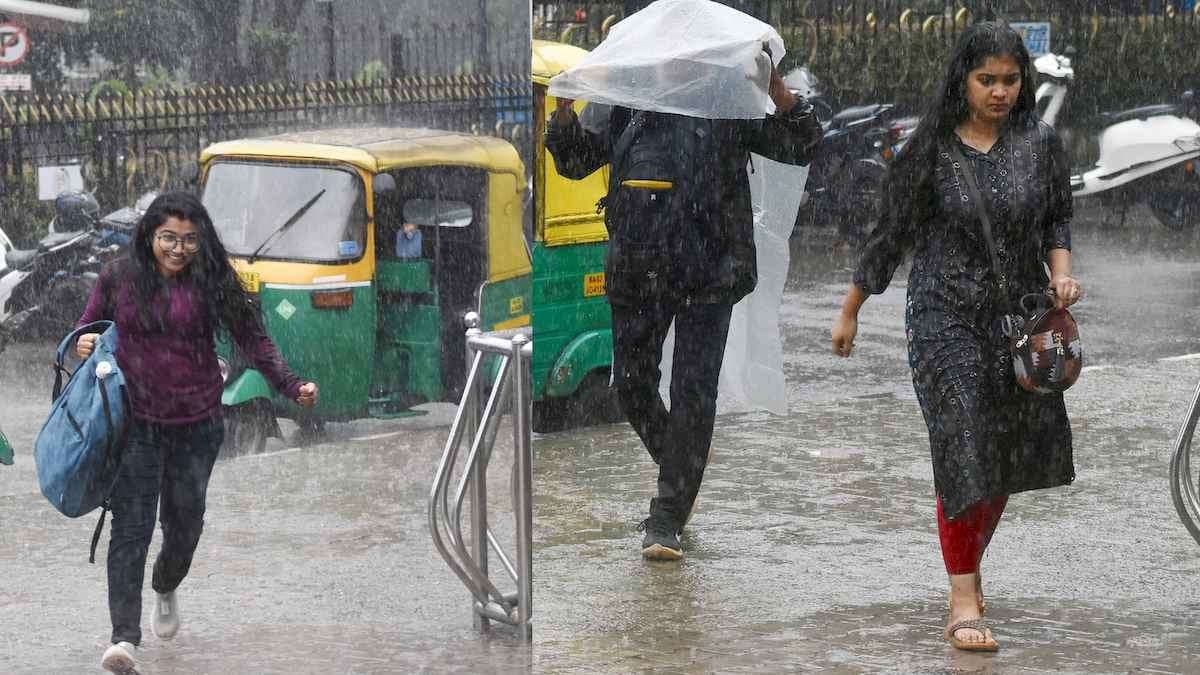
152, 590, 180, 639
101, 641, 138, 674
638, 517, 683, 561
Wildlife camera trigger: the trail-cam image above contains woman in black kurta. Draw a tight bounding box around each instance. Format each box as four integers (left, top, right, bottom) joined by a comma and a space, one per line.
831, 23, 1084, 651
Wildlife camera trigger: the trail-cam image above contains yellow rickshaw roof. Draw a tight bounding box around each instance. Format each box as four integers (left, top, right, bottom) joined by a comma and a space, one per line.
200, 127, 523, 175
532, 40, 589, 85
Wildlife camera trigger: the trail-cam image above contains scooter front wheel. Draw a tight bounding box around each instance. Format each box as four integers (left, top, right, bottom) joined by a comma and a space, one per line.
1148, 174, 1200, 231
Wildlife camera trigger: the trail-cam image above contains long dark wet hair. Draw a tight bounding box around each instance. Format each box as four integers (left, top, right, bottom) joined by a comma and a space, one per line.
890, 21, 1038, 216
123, 190, 259, 334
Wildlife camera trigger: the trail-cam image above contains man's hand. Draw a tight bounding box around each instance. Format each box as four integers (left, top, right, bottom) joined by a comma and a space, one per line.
768, 67, 797, 114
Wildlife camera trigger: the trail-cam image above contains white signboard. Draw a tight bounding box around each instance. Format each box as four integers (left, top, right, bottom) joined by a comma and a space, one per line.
1011, 22, 1051, 57
37, 165, 85, 201
0, 73, 31, 90
0, 23, 30, 67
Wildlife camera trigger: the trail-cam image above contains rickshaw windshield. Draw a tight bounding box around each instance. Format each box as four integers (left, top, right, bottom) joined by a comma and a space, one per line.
203, 161, 368, 262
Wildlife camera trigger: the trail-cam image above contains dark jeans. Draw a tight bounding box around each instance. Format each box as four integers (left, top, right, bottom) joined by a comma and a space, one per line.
108, 416, 223, 645
610, 297, 733, 530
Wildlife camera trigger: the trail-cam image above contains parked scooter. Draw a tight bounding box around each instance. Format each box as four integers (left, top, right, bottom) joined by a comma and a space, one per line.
1035, 52, 1200, 229
0, 192, 103, 340
786, 67, 903, 242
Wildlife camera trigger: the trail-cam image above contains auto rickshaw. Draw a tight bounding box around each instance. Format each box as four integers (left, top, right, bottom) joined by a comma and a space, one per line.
531, 40, 622, 432
198, 127, 531, 452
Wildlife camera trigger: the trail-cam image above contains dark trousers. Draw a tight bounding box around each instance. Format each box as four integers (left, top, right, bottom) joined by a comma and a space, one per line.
610, 297, 733, 530
107, 416, 223, 645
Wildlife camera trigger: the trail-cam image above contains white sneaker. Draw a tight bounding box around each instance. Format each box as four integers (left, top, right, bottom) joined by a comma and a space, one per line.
152, 590, 180, 639
101, 641, 138, 674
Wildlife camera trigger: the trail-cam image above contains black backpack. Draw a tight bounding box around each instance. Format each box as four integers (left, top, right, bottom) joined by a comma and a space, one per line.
602, 110, 721, 302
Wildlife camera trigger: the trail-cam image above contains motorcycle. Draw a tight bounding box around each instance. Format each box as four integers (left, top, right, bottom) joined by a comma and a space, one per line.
1035, 52, 1200, 230
0, 192, 107, 340
785, 66, 904, 242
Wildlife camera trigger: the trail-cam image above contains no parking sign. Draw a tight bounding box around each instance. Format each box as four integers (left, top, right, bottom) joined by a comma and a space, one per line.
0, 23, 30, 68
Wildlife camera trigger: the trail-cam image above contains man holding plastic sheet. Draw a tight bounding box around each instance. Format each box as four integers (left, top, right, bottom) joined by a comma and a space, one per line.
545, 0, 822, 561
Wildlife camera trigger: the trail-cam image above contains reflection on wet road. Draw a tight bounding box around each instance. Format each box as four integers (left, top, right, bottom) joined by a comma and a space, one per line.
533, 207, 1200, 672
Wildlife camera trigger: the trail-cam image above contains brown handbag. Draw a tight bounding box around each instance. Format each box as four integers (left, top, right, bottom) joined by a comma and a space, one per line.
948, 142, 1083, 393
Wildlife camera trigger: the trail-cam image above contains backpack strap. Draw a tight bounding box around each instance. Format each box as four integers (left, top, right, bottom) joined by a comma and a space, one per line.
51, 320, 114, 402
602, 109, 651, 212
88, 383, 131, 564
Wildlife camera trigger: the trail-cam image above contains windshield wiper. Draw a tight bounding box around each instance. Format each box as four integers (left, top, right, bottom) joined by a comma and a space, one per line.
246, 188, 326, 264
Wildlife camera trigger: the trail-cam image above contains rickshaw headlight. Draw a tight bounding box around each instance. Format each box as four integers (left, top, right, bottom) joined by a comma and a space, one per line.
217, 357, 230, 383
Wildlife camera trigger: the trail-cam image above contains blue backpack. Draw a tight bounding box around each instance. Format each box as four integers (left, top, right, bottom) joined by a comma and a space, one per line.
34, 320, 130, 561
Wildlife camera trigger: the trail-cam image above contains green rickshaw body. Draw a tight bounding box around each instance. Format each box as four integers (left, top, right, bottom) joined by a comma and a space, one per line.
199, 127, 531, 430
532, 40, 618, 420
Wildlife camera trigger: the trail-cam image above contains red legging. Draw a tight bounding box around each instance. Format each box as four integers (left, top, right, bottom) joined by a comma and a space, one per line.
936, 495, 1008, 575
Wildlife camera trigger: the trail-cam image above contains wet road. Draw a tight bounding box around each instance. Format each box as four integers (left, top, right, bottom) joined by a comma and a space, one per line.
1, 204, 1198, 673
532, 204, 1200, 672
0, 346, 532, 673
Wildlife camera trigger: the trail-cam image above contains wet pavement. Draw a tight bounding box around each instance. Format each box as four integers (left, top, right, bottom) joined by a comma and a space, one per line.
0, 352, 532, 673
532, 204, 1200, 672
1, 203, 1199, 673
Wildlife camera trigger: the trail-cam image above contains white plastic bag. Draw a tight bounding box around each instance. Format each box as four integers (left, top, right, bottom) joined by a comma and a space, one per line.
547, 0, 785, 120
658, 154, 808, 416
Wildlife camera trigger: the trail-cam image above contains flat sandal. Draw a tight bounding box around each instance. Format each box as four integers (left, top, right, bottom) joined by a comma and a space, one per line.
944, 618, 1000, 652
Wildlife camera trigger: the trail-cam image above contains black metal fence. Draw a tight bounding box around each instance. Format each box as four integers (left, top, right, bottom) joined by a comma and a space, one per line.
535, 0, 1200, 48
0, 74, 532, 245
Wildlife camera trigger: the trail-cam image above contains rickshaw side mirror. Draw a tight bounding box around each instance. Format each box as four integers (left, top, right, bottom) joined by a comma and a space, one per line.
373, 174, 397, 194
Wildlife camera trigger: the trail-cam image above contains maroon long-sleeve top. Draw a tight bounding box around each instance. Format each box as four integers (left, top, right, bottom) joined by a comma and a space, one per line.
77, 265, 303, 425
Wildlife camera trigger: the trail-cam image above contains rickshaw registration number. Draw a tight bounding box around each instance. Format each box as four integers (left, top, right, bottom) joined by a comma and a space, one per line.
583, 272, 605, 298
237, 270, 261, 293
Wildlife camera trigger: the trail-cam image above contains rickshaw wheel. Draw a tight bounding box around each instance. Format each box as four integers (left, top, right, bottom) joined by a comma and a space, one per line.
222, 400, 275, 457
532, 371, 624, 433
292, 417, 326, 447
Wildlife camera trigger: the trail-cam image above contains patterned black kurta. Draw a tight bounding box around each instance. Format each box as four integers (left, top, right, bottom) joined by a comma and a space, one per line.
854, 120, 1075, 518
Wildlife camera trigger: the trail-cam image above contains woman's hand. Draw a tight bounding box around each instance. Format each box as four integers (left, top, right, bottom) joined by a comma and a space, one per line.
831, 315, 859, 358
295, 382, 319, 408
1049, 275, 1083, 309
76, 333, 100, 359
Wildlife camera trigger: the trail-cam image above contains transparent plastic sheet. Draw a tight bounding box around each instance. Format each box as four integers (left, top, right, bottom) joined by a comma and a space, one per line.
658, 154, 808, 416
547, 0, 785, 120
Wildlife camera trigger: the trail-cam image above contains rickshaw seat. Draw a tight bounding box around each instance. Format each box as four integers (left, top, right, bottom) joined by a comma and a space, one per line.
377, 259, 432, 294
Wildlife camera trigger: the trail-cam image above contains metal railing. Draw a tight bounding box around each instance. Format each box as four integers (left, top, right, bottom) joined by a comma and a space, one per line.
429, 312, 534, 639
1170, 379, 1200, 546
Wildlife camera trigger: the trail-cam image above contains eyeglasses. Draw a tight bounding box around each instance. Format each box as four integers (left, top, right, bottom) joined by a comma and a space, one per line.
156, 232, 201, 252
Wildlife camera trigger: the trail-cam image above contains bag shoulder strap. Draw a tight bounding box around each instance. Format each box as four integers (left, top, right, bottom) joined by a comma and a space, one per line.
947, 142, 1009, 299
607, 109, 650, 197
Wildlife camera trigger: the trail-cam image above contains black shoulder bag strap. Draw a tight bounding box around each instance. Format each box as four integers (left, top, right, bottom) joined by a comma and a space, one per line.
947, 142, 1008, 300
948, 142, 1029, 340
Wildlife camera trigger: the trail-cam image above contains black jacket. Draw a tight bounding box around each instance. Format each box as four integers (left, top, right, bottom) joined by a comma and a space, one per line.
545, 100, 821, 304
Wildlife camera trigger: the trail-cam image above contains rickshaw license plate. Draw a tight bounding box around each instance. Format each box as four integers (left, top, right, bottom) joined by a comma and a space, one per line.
238, 270, 261, 293
583, 272, 606, 298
